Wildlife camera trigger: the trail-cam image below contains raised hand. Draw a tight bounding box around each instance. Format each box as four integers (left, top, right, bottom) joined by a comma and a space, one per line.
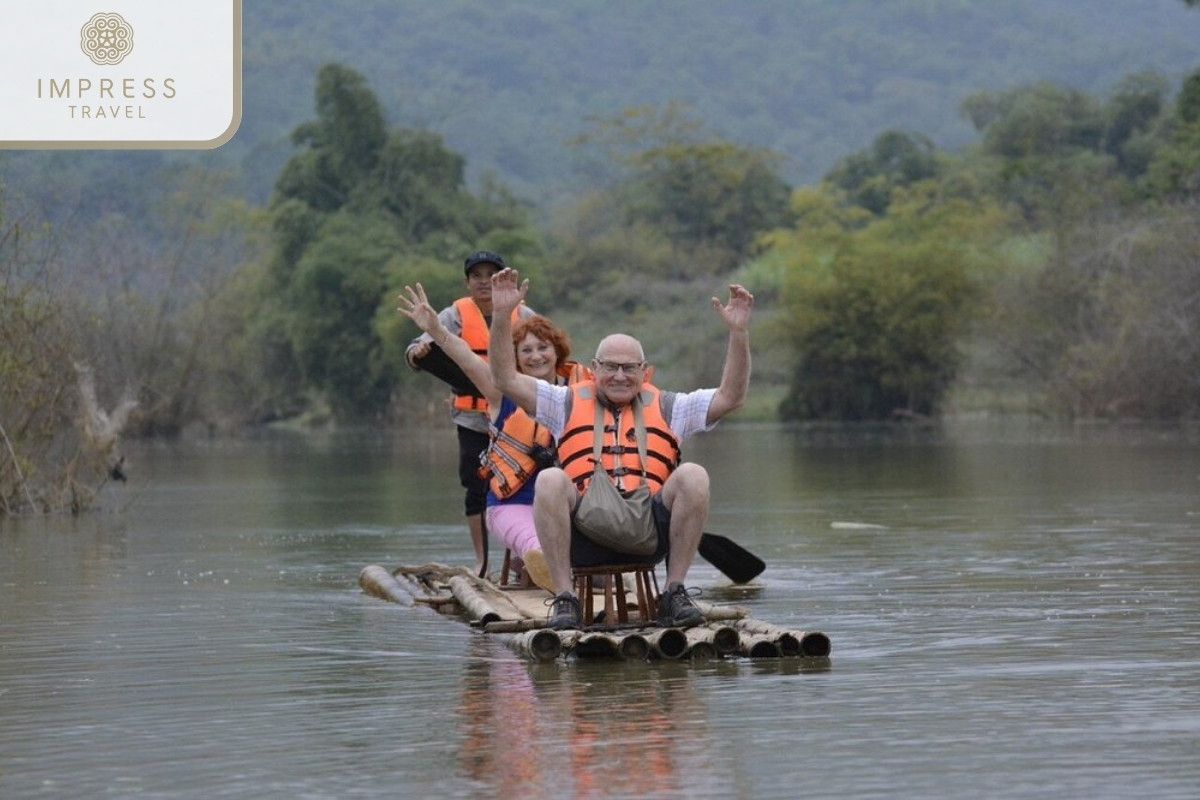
397, 283, 446, 342
490, 268, 528, 316
711, 284, 754, 332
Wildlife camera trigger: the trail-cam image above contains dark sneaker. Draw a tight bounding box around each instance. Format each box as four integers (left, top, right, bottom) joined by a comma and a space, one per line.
546, 591, 582, 630
657, 582, 705, 628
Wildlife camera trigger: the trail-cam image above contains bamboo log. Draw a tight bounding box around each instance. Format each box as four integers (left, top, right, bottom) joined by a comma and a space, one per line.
618, 633, 650, 660
644, 627, 688, 660
484, 618, 547, 634
359, 565, 417, 606
733, 619, 802, 656
794, 630, 832, 657
707, 624, 741, 654
574, 631, 622, 658
694, 601, 749, 621
737, 633, 781, 659
733, 620, 832, 657
685, 625, 738, 657
686, 639, 718, 660
448, 575, 503, 626
507, 629, 563, 662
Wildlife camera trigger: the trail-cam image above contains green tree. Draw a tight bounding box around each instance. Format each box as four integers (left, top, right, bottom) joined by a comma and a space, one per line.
0, 193, 121, 512
1102, 71, 1171, 178
960, 82, 1123, 221
260, 62, 539, 421
275, 63, 387, 213
628, 139, 793, 273
285, 213, 401, 418
824, 130, 942, 216
988, 206, 1200, 418
1146, 68, 1200, 199
770, 183, 1009, 421
557, 103, 793, 296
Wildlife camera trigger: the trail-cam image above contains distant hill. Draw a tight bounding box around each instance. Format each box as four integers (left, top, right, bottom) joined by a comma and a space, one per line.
6, 0, 1200, 213
230, 0, 1200, 208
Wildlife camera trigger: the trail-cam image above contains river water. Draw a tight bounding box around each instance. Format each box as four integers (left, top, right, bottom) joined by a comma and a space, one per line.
2, 420, 1197, 799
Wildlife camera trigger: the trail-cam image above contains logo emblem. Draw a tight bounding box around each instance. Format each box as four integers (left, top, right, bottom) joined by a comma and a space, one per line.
80, 12, 134, 65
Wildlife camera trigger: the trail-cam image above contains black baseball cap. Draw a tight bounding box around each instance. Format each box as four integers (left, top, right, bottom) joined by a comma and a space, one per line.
463, 250, 505, 275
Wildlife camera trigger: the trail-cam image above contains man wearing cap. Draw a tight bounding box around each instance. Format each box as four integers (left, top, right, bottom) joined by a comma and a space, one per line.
406, 251, 537, 577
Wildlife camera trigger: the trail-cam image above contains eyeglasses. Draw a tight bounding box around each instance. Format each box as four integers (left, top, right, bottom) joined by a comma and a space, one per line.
594, 360, 645, 376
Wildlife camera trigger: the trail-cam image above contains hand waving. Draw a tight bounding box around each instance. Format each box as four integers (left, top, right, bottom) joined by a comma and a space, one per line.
397, 283, 444, 338
490, 268, 528, 316
712, 284, 755, 332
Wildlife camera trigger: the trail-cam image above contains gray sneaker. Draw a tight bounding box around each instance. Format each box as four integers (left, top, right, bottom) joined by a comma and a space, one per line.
657, 582, 705, 628
546, 591, 582, 630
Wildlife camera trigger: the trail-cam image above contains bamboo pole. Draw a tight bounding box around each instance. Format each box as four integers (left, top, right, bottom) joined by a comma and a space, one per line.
685, 625, 738, 658
484, 618, 547, 634
359, 565, 417, 606
686, 638, 718, 660
733, 619, 802, 656
794, 630, 832, 657
448, 575, 503, 626
644, 627, 688, 660
574, 631, 622, 658
618, 633, 650, 660
508, 629, 563, 662
737, 633, 781, 659
733, 620, 832, 657
695, 601, 749, 621
706, 624, 741, 655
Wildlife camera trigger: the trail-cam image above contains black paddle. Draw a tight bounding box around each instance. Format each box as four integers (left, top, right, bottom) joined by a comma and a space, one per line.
413, 342, 482, 398
699, 533, 765, 584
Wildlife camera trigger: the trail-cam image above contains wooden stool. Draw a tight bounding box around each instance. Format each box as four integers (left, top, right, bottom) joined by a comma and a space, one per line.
498, 549, 524, 587
572, 564, 659, 627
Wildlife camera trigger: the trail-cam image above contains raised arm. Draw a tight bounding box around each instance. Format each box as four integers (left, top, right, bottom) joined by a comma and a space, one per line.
396, 283, 501, 409
487, 268, 539, 415
705, 284, 755, 425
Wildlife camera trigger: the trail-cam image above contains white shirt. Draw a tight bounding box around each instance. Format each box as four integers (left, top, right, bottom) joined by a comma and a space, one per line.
534, 382, 718, 443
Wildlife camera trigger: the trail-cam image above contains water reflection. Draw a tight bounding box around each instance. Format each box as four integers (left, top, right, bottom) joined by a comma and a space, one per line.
456, 636, 741, 798
2, 421, 1198, 799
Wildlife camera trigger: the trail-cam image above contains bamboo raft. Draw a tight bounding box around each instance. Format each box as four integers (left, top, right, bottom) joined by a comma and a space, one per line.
359, 563, 832, 663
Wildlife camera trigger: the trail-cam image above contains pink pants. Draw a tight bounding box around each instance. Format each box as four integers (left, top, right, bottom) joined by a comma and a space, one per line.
485, 503, 540, 558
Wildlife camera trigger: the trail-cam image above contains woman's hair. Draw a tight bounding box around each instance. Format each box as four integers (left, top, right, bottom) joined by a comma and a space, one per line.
513, 315, 571, 366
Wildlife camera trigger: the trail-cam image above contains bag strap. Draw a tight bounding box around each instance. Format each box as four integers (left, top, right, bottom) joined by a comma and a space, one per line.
591, 395, 649, 488
591, 399, 605, 470
631, 395, 650, 488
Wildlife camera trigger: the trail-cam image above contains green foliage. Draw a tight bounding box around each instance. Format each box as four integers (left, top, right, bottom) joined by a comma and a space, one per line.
227, 0, 1200, 205
260, 62, 540, 421
277, 64, 388, 212
1146, 68, 1200, 199
553, 105, 794, 309
959, 76, 1179, 217
0, 198, 114, 513
986, 205, 1200, 418
1104, 71, 1171, 177
771, 183, 1008, 421
284, 213, 400, 418
629, 140, 794, 270
825, 130, 942, 215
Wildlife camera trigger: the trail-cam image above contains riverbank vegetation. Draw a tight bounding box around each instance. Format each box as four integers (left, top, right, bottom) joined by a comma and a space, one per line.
4, 21, 1200, 511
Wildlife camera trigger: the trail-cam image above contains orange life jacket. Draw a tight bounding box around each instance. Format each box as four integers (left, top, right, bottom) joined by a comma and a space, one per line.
557, 382, 680, 495
450, 297, 520, 413
482, 360, 592, 499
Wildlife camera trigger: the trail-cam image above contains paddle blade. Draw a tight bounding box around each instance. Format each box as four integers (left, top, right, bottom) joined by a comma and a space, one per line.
698, 533, 765, 584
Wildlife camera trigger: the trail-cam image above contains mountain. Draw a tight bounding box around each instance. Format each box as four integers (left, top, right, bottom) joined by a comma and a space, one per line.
6, 0, 1200, 212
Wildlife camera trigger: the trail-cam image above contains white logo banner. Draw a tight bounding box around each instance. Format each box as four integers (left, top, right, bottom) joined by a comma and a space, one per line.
1, 0, 241, 148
